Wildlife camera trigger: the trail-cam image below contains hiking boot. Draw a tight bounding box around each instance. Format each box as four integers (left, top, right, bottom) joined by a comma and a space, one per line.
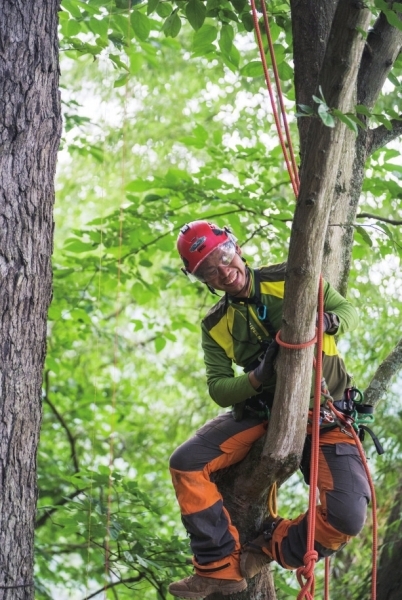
240, 517, 283, 579
168, 574, 247, 599
240, 534, 273, 578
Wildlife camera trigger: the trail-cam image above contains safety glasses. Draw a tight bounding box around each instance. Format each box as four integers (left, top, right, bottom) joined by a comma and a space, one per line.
192, 241, 236, 282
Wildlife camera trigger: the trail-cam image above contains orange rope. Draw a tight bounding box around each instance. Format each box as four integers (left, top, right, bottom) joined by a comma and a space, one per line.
259, 0, 300, 190
276, 330, 317, 350
249, 0, 299, 198
295, 277, 324, 600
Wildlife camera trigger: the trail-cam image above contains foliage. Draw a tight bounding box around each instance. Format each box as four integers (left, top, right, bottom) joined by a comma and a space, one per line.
34, 0, 402, 598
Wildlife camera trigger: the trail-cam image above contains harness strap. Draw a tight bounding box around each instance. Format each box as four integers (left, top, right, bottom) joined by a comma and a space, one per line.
358, 425, 384, 455
228, 269, 277, 340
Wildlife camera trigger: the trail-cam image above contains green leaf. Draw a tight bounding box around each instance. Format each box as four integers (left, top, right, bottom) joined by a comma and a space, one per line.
163, 10, 182, 38
355, 104, 371, 117
383, 8, 402, 32
345, 113, 366, 130
156, 2, 172, 17
192, 23, 217, 53
154, 336, 167, 352
355, 226, 373, 247
62, 0, 82, 19
373, 114, 393, 130
109, 53, 130, 71
147, 0, 160, 15
312, 94, 325, 105
87, 16, 109, 39
64, 239, 95, 253
219, 23, 234, 55
332, 109, 358, 134
126, 178, 156, 192
65, 18, 82, 37
318, 104, 335, 127
240, 60, 262, 78
114, 73, 129, 88
126, 49, 144, 74
241, 12, 254, 31
296, 104, 314, 115
186, 0, 206, 31
277, 60, 293, 81
230, 0, 246, 11
131, 11, 152, 41
387, 71, 400, 87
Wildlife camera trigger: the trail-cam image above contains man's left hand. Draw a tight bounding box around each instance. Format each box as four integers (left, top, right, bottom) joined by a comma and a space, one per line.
322, 312, 340, 335
252, 340, 279, 385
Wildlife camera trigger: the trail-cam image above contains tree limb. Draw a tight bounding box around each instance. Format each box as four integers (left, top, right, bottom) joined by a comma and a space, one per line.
358, 10, 402, 109
44, 370, 80, 473
356, 213, 402, 225
81, 574, 145, 600
364, 338, 402, 406
35, 488, 87, 529
367, 119, 402, 155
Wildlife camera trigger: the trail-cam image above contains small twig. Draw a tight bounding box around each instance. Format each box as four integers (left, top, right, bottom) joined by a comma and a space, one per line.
80, 574, 145, 600
356, 212, 402, 226
35, 488, 87, 529
44, 370, 80, 473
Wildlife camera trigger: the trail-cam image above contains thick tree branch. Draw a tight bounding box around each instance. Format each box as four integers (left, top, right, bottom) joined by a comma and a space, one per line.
367, 119, 402, 155
358, 9, 402, 108
364, 338, 402, 407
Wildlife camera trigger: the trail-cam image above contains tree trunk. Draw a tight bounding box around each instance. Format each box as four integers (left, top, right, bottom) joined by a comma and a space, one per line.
0, 1, 61, 598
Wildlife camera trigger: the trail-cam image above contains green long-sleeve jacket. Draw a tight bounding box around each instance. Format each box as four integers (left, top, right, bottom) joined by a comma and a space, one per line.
201, 263, 358, 408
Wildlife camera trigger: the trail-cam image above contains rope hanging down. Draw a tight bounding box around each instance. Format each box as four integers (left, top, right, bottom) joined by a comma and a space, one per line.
249, 0, 299, 197
250, 2, 378, 599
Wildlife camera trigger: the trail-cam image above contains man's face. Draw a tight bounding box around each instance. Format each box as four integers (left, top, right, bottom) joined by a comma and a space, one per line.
194, 244, 248, 296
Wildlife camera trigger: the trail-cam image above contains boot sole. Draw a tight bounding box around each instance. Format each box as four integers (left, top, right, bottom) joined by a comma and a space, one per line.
169, 579, 247, 599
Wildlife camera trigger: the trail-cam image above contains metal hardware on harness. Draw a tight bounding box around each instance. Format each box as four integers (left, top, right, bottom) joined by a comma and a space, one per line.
332, 387, 375, 430
318, 407, 335, 426
257, 304, 267, 321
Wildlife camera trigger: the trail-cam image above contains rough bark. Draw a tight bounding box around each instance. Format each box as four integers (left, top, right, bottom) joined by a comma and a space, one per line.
322, 8, 402, 294
364, 339, 402, 407
0, 2, 61, 598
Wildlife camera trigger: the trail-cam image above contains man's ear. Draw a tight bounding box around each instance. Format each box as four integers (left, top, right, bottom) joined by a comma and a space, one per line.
235, 243, 242, 256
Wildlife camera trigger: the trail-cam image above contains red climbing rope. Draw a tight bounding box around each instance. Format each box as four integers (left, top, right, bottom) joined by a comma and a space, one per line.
249, 0, 299, 198
296, 277, 324, 600
259, 0, 300, 191
275, 278, 324, 600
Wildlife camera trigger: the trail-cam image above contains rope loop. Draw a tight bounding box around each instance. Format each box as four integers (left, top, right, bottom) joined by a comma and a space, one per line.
267, 481, 278, 518
275, 329, 317, 350
296, 550, 318, 600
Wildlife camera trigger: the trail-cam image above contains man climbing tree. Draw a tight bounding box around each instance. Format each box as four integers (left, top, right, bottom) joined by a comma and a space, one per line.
168, 220, 370, 598
0, 2, 61, 598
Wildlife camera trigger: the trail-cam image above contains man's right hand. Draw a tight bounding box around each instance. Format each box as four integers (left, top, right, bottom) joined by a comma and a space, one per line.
251, 340, 279, 386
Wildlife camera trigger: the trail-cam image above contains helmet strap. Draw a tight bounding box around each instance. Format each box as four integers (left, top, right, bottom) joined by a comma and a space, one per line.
206, 283, 220, 296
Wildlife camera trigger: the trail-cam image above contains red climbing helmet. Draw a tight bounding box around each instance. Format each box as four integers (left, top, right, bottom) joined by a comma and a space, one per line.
177, 220, 235, 277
